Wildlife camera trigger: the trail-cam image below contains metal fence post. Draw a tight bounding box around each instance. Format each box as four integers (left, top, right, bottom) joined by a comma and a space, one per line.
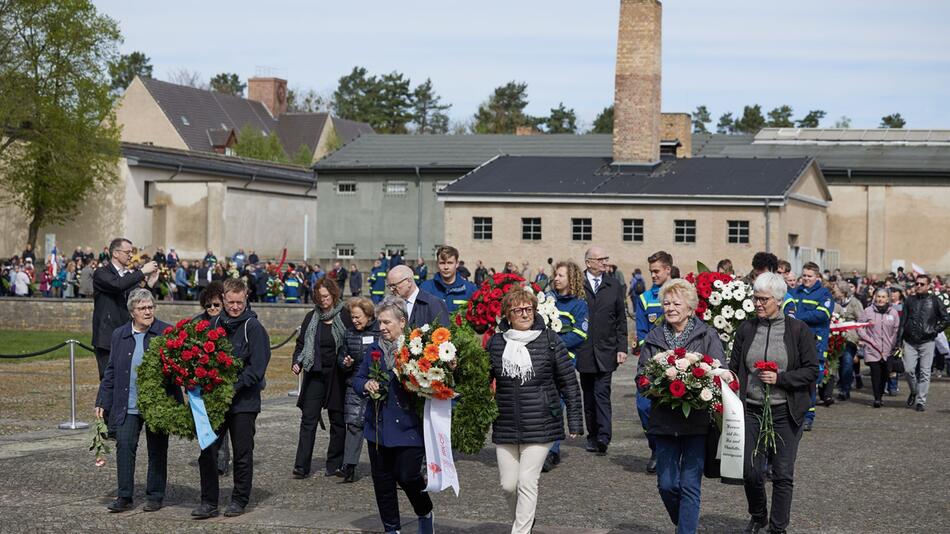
58, 340, 89, 430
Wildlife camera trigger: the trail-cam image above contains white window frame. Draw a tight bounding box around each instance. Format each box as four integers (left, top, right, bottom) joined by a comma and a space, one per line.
384, 181, 409, 196
337, 182, 357, 195
335, 245, 356, 259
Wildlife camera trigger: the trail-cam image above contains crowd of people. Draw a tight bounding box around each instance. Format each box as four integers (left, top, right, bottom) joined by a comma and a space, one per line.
48, 233, 950, 534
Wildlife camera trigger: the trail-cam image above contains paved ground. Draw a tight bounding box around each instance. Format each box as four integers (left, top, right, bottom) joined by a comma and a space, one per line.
1, 365, 948, 533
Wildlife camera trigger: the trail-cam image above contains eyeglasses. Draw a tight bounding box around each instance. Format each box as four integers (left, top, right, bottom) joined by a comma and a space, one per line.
753, 296, 773, 304
510, 306, 534, 316
587, 256, 609, 263
387, 277, 410, 290
914, 282, 928, 287
204, 302, 222, 309
134, 305, 155, 312
115, 249, 133, 256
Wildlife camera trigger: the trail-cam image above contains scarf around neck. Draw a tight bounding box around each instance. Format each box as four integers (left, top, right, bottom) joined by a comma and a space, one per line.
379, 336, 401, 369
501, 328, 543, 384
663, 316, 696, 350
300, 300, 346, 372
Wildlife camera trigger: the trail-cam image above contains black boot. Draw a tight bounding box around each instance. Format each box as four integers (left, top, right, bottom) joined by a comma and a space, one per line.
342, 464, 357, 483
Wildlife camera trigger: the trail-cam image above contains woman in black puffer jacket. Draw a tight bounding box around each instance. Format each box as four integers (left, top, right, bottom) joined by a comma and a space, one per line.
337, 297, 380, 482
487, 287, 583, 534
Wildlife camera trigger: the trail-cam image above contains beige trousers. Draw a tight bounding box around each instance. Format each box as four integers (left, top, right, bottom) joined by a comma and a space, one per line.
495, 442, 553, 534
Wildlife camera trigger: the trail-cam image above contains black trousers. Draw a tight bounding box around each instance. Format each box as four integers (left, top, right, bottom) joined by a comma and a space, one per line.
743, 403, 803, 533
198, 412, 257, 507
580, 371, 613, 445
294, 371, 346, 474
868, 360, 890, 402
95, 348, 111, 381
115, 414, 168, 501
368, 444, 432, 532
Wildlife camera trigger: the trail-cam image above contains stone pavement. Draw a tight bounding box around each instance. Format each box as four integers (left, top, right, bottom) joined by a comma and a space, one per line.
1, 369, 948, 533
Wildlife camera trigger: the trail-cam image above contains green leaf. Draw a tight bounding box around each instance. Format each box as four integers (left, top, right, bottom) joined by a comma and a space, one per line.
696, 261, 711, 274
681, 403, 691, 418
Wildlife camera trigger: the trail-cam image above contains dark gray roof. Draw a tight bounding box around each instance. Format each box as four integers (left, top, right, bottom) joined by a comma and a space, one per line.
207, 128, 234, 147
331, 117, 375, 145
142, 77, 276, 153
691, 133, 755, 156
275, 113, 328, 157
720, 143, 950, 174
441, 155, 813, 199
121, 143, 315, 185
315, 134, 614, 170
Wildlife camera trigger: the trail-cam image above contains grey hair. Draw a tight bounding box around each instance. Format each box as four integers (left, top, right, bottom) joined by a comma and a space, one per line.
754, 272, 787, 302
873, 287, 890, 299
659, 278, 699, 312
127, 288, 155, 313
834, 281, 853, 297
376, 297, 408, 322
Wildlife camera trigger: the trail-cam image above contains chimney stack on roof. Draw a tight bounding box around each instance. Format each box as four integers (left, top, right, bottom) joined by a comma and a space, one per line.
248, 77, 288, 118
612, 0, 662, 166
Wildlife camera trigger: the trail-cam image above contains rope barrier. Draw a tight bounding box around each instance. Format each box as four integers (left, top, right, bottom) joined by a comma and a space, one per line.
0, 342, 70, 359
270, 327, 300, 350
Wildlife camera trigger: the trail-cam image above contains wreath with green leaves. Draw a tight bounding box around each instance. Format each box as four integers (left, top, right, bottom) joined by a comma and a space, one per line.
137, 318, 242, 439
448, 313, 499, 455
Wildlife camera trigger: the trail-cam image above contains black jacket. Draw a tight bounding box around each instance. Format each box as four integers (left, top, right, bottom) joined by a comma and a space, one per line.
338, 320, 380, 426
213, 307, 271, 413
729, 316, 819, 426
637, 319, 726, 436
408, 288, 450, 328
92, 263, 146, 350
899, 293, 950, 345
291, 307, 352, 411
575, 272, 628, 373
488, 317, 584, 444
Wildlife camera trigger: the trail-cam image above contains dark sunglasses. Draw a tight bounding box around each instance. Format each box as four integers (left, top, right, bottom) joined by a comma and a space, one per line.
205, 302, 222, 309
914, 282, 928, 287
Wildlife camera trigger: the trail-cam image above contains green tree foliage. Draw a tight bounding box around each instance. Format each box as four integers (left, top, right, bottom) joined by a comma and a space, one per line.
591, 105, 614, 134
331, 67, 415, 133
108, 51, 152, 94
766, 105, 794, 127
716, 112, 735, 134
232, 125, 288, 163
0, 0, 122, 249
209, 72, 245, 96
332, 67, 378, 123
692, 105, 711, 133
880, 113, 906, 128
734, 104, 766, 134
411, 78, 451, 134
795, 110, 826, 128
376, 72, 413, 134
287, 87, 329, 113
472, 81, 539, 134
291, 144, 313, 166
544, 102, 577, 134
833, 116, 852, 128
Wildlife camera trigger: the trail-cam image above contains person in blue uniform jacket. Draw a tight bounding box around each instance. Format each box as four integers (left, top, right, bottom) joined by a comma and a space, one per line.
542, 260, 589, 473
368, 260, 388, 304
787, 261, 832, 431
419, 245, 476, 315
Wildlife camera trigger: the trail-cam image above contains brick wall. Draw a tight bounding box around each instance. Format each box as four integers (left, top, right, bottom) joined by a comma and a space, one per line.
247, 77, 288, 118
613, 0, 662, 165
660, 113, 692, 158
0, 298, 310, 335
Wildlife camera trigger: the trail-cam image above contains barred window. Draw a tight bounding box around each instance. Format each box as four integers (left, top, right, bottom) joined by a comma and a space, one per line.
473, 217, 493, 240
335, 245, 355, 258
622, 218, 643, 242
728, 220, 750, 244
572, 218, 592, 241
674, 220, 696, 243
337, 182, 357, 194
384, 181, 408, 195
522, 218, 542, 240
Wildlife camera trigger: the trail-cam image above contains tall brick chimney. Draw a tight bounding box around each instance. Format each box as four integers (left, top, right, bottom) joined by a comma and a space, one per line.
247, 77, 288, 117
612, 0, 662, 166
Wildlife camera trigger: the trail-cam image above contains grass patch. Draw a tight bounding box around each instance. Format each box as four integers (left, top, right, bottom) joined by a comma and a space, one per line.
0, 330, 94, 363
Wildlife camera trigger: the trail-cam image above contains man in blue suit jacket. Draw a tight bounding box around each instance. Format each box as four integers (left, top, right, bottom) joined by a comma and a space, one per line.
386, 264, 449, 328
96, 288, 182, 513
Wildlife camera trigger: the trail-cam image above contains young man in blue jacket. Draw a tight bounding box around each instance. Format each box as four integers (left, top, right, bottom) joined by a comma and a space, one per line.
419, 246, 476, 316
367, 260, 388, 304
787, 261, 832, 431
632, 250, 672, 473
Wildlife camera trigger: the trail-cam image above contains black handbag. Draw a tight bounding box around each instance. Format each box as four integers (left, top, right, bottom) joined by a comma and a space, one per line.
888, 357, 905, 374
703, 423, 722, 479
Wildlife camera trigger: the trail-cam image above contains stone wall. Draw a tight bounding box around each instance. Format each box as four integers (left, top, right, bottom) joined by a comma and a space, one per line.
0, 298, 310, 335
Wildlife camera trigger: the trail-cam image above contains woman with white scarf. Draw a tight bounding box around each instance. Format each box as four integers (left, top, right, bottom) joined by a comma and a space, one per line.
487, 287, 583, 534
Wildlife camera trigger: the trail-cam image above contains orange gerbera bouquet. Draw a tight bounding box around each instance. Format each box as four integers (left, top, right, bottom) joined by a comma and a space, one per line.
394, 323, 458, 400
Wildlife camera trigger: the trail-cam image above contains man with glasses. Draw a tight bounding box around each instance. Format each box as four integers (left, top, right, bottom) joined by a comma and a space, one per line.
385, 264, 448, 328
92, 238, 158, 380
576, 246, 628, 456
898, 274, 950, 412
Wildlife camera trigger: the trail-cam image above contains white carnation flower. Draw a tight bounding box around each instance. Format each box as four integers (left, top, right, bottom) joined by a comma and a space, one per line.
708, 292, 722, 306
713, 280, 724, 289
713, 315, 727, 329
743, 300, 755, 313
734, 309, 746, 321
420, 324, 431, 333
699, 388, 714, 402
703, 309, 713, 321
719, 332, 730, 342
438, 341, 457, 362
721, 305, 734, 319
665, 367, 678, 379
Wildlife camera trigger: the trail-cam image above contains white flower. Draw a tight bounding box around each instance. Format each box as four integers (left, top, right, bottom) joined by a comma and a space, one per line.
732, 289, 746, 301
409, 337, 424, 355
699, 362, 711, 372
713, 280, 724, 289
653, 353, 668, 363
713, 315, 727, 329
722, 289, 733, 301
711, 359, 722, 368
719, 332, 730, 342
675, 358, 690, 371
420, 324, 431, 333
438, 341, 457, 362
703, 309, 712, 321
665, 367, 678, 379
721, 305, 734, 319
699, 388, 714, 402
743, 300, 755, 313
536, 292, 546, 303
551, 318, 563, 332
427, 366, 446, 381
685, 353, 700, 364
708, 292, 722, 306
734, 309, 746, 321
724, 322, 734, 334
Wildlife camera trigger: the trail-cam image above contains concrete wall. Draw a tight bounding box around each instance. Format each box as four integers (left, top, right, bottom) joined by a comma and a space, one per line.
224, 187, 317, 260
0, 297, 309, 335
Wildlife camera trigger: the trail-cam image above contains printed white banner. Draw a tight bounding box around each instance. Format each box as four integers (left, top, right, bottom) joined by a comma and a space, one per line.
423, 398, 460, 496
717, 378, 745, 482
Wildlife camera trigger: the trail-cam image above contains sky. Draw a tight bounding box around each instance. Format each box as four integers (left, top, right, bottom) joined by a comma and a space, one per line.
93, 0, 950, 130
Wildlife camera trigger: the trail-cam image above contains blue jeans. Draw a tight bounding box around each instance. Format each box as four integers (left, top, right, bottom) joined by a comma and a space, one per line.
654, 434, 706, 534
839, 343, 857, 395
636, 390, 656, 452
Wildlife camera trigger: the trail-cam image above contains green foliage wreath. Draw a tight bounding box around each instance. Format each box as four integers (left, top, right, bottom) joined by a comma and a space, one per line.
449, 316, 498, 455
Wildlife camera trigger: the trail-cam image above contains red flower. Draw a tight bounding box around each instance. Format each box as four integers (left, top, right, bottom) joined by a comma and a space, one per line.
667, 355, 676, 365
729, 379, 740, 392
669, 379, 687, 398
203, 384, 214, 393
216, 327, 226, 336
713, 402, 724, 414
195, 367, 208, 378
163, 326, 174, 335
637, 375, 651, 388
166, 339, 176, 349
208, 368, 218, 379
454, 314, 463, 326
187, 379, 197, 390
174, 376, 184, 386
195, 320, 210, 332
702, 355, 714, 365
714, 376, 722, 387
178, 328, 188, 340
162, 364, 170, 376
692, 367, 706, 378
673, 347, 686, 357
754, 361, 779, 372
371, 350, 382, 362
176, 318, 189, 329
203, 341, 216, 353
212, 377, 223, 385
207, 330, 219, 341
198, 354, 210, 365
182, 351, 193, 361
489, 301, 502, 315
491, 288, 502, 299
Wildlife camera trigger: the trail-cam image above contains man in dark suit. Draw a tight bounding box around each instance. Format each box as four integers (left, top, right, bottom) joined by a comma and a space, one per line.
575, 246, 628, 455
92, 238, 158, 380
386, 264, 449, 328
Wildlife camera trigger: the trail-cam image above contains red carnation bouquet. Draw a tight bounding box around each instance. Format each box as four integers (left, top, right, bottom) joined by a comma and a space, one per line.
158, 318, 240, 394
752, 360, 781, 457
638, 347, 732, 419
462, 273, 541, 337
